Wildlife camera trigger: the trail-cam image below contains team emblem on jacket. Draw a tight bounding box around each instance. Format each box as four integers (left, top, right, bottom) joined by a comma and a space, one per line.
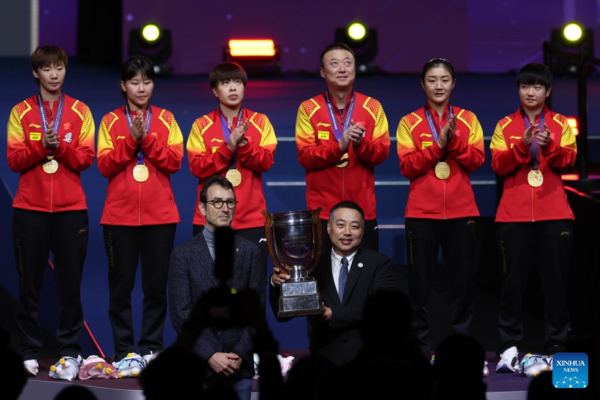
63, 132, 73, 143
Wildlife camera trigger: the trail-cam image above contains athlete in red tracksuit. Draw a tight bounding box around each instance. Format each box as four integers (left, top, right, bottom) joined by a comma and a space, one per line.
187, 62, 277, 265
491, 63, 576, 373
296, 43, 390, 252
7, 46, 95, 377
97, 56, 183, 371
397, 58, 485, 357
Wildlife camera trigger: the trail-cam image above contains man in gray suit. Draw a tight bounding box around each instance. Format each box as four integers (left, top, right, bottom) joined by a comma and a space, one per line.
270, 201, 395, 366
168, 175, 264, 400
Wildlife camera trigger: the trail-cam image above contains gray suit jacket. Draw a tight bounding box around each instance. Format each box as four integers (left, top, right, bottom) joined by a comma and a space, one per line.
169, 232, 265, 379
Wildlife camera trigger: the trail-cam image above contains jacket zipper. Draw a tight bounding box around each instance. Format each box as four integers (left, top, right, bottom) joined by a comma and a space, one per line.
443, 180, 447, 220
342, 168, 345, 201
50, 174, 54, 212
531, 187, 535, 222
139, 182, 142, 226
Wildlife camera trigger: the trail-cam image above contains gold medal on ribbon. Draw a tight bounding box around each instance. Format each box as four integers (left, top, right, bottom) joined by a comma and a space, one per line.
226, 168, 242, 187
133, 164, 149, 183
42, 158, 59, 174
434, 161, 450, 180
527, 169, 543, 188
336, 153, 349, 168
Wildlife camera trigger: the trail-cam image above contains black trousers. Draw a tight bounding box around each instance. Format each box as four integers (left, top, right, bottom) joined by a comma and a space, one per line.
193, 224, 269, 276
320, 218, 379, 254
13, 209, 88, 359
496, 220, 573, 354
104, 224, 176, 360
405, 217, 479, 354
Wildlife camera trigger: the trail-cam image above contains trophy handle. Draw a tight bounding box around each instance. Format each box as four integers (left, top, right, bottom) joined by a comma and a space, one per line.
262, 210, 288, 275
306, 207, 322, 275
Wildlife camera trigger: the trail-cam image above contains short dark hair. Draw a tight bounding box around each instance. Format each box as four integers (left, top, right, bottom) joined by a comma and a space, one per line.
320, 42, 355, 68
516, 63, 552, 89
209, 62, 248, 89
329, 201, 365, 224
200, 175, 235, 203
421, 58, 455, 82
121, 55, 155, 100
31, 46, 68, 85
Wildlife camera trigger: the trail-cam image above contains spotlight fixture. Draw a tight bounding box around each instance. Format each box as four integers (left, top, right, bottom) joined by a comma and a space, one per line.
549, 22, 593, 76
141, 24, 161, 42
347, 22, 367, 41
563, 23, 583, 43
223, 39, 281, 75
129, 22, 173, 76
335, 21, 379, 74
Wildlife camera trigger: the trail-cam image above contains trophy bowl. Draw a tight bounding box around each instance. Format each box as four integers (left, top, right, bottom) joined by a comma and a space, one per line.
263, 208, 324, 317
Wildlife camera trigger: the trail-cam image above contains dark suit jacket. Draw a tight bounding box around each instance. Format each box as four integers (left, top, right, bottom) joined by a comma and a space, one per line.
169, 232, 265, 379
270, 247, 395, 366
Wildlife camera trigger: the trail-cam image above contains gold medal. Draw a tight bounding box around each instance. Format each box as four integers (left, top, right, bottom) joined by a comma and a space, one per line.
336, 153, 349, 168
434, 161, 450, 180
527, 169, 543, 187
42, 158, 59, 174
226, 168, 242, 187
133, 164, 149, 183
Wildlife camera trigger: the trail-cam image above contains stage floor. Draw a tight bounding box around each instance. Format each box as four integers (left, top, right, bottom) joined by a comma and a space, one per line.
18, 352, 537, 400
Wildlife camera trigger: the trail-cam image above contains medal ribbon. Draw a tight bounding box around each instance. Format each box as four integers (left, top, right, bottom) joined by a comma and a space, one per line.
325, 91, 356, 141
125, 104, 152, 165
220, 108, 244, 169
424, 103, 453, 162
37, 94, 65, 157
522, 108, 544, 171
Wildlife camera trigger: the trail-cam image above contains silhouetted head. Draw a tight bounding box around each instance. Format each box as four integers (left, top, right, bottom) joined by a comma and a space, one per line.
284, 355, 335, 400
361, 290, 411, 344
55, 386, 97, 400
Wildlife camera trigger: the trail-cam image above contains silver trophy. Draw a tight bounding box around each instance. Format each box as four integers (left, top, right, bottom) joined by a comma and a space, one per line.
262, 208, 324, 317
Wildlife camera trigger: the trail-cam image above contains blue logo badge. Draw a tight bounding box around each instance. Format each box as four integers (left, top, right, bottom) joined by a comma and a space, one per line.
553, 352, 588, 389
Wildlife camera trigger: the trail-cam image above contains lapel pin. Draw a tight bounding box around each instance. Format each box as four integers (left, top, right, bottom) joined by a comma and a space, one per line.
358, 263, 364, 268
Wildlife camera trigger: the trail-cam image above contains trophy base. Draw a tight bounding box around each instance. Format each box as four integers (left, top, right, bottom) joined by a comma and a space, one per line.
278, 281, 324, 318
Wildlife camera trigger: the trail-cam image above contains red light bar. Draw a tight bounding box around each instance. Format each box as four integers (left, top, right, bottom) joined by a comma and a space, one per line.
567, 117, 579, 136
229, 39, 275, 57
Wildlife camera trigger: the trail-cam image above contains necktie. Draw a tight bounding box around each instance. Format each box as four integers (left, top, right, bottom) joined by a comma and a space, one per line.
338, 257, 349, 301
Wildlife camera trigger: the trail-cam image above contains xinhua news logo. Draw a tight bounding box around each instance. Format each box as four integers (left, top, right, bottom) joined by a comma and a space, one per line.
552, 352, 588, 389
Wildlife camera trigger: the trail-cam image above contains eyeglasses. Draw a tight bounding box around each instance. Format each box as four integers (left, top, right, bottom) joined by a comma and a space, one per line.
205, 199, 237, 209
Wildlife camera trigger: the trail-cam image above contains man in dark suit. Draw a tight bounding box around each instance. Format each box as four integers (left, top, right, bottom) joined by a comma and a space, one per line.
168, 175, 264, 400
270, 201, 395, 366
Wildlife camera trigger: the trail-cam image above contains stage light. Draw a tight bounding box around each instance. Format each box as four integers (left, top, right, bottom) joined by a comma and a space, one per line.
563, 23, 583, 42
228, 40, 275, 57
348, 22, 366, 41
223, 38, 281, 75
335, 22, 379, 74
567, 117, 579, 136
141, 24, 161, 42
548, 23, 594, 76
129, 22, 173, 76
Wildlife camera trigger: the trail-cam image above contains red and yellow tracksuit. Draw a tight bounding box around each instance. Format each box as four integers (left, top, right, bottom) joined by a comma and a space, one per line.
97, 105, 183, 359
187, 108, 277, 230
7, 93, 94, 359
97, 105, 183, 225
396, 104, 484, 354
7, 94, 95, 212
295, 92, 390, 221
491, 106, 576, 354
396, 105, 485, 219
490, 106, 576, 222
